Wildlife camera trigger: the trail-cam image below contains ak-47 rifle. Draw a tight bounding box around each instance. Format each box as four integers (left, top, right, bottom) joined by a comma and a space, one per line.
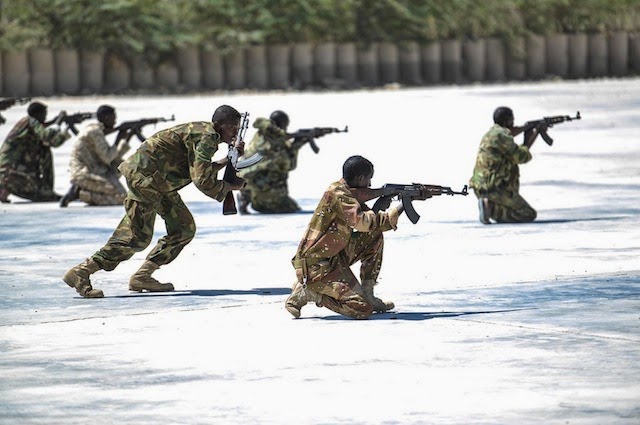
352, 183, 469, 224
221, 112, 263, 215
115, 115, 176, 142
61, 112, 96, 134
513, 111, 581, 146
288, 126, 349, 153
0, 97, 31, 125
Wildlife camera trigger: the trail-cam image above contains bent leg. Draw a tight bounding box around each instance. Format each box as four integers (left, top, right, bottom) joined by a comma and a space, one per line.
308, 264, 373, 319
92, 194, 157, 271
76, 172, 127, 206
489, 190, 537, 223
2, 170, 60, 202
146, 191, 195, 266
246, 171, 300, 213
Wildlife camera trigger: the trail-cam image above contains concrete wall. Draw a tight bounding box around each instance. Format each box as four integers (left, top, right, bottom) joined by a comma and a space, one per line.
1, 32, 639, 96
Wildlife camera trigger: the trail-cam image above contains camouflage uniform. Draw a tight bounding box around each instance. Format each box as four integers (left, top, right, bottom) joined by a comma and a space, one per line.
291, 178, 400, 319
0, 116, 70, 201
238, 117, 301, 213
69, 122, 130, 206
469, 124, 536, 223
89, 121, 231, 271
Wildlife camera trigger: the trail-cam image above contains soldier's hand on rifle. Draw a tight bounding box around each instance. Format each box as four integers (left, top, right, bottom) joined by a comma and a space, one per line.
234, 139, 245, 157
372, 195, 393, 212
55, 111, 67, 122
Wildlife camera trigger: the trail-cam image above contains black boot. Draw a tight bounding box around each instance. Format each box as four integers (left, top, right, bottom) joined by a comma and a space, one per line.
60, 184, 80, 207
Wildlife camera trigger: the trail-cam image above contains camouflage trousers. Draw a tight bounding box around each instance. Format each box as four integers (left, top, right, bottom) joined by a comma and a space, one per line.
92, 174, 196, 271
474, 188, 537, 223
293, 229, 385, 319
241, 170, 300, 213
74, 170, 126, 206
0, 167, 60, 202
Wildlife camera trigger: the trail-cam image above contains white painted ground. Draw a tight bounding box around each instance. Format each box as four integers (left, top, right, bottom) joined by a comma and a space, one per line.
0, 79, 638, 424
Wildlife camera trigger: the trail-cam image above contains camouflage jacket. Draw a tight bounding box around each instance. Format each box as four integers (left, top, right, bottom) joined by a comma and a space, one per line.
0, 116, 69, 176
70, 123, 130, 181
293, 179, 399, 265
469, 124, 532, 193
239, 117, 299, 177
118, 121, 229, 201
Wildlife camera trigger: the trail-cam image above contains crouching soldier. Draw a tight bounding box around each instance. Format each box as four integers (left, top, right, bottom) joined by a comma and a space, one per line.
286, 155, 411, 319
62, 105, 246, 298
61, 105, 133, 207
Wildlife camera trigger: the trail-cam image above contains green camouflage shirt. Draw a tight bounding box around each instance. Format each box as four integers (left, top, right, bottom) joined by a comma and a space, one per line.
294, 179, 399, 263
119, 121, 229, 201
469, 124, 532, 192
239, 117, 299, 177
0, 116, 69, 176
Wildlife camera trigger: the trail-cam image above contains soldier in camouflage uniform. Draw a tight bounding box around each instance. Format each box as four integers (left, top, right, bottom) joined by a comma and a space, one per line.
237, 110, 302, 214
62, 105, 246, 298
0, 102, 71, 203
60, 105, 133, 207
286, 155, 420, 320
469, 106, 544, 224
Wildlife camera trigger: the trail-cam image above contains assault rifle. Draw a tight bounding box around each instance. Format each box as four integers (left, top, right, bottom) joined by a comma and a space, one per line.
222, 112, 263, 215
62, 112, 96, 134
352, 183, 469, 224
0, 97, 31, 125
514, 111, 581, 146
115, 115, 176, 142
289, 126, 348, 153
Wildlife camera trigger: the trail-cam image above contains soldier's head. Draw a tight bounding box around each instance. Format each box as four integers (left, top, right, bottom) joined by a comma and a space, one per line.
493, 106, 514, 128
27, 102, 47, 123
343, 155, 374, 188
269, 110, 289, 130
97, 105, 116, 129
212, 105, 241, 143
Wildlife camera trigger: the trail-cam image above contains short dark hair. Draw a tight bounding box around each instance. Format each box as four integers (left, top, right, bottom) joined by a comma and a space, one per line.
212, 105, 241, 124
27, 102, 47, 117
493, 106, 513, 127
343, 155, 373, 183
97, 105, 115, 122
269, 110, 289, 129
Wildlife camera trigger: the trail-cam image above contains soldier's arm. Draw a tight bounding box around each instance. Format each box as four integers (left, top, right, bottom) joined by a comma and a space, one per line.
188, 131, 230, 201
87, 127, 130, 165
338, 188, 399, 232
498, 130, 532, 164
39, 122, 71, 148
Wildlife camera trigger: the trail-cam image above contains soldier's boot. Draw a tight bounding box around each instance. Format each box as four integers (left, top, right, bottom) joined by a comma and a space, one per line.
478, 197, 492, 224
62, 258, 104, 298
129, 260, 175, 292
285, 281, 323, 319
361, 279, 394, 313
60, 183, 80, 208
0, 187, 10, 203
236, 192, 250, 215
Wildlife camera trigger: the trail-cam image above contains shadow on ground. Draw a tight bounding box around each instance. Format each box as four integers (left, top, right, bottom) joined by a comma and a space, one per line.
316, 308, 532, 321
109, 287, 290, 298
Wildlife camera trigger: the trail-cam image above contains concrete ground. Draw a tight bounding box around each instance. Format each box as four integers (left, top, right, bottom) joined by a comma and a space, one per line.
0, 79, 638, 424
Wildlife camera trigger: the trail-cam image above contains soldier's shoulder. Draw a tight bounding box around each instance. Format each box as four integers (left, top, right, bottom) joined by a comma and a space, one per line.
483, 124, 511, 142
81, 122, 104, 136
